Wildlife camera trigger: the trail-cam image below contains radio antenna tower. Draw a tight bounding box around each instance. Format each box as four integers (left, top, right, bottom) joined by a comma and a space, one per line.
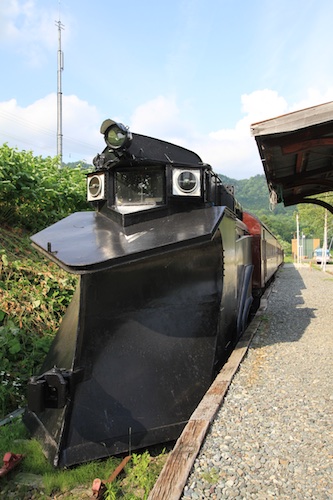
56, 3, 64, 167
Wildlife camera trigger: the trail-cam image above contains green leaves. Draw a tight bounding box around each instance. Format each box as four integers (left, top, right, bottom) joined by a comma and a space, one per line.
0, 143, 90, 232
1, 253, 8, 266
0, 227, 78, 417
0, 144, 88, 415
297, 194, 333, 241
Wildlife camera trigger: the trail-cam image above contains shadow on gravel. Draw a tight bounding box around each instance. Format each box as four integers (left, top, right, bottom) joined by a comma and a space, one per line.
252, 264, 317, 348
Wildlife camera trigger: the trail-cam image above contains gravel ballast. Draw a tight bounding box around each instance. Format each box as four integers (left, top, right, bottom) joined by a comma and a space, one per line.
182, 264, 333, 499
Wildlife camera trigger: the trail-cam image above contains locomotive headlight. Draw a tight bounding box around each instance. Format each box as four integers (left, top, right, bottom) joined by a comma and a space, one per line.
100, 119, 132, 151
172, 168, 201, 197
87, 173, 106, 202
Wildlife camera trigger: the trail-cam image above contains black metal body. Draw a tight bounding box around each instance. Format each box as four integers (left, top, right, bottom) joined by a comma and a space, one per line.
24, 126, 269, 467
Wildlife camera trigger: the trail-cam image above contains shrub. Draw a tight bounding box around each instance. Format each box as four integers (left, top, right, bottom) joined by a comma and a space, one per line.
0, 143, 90, 232
0, 228, 77, 417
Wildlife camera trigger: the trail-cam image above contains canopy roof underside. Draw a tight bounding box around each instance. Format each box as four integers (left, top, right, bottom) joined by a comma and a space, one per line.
251, 101, 333, 214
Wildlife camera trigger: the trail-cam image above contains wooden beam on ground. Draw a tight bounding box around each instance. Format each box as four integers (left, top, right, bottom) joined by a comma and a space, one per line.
148, 289, 271, 500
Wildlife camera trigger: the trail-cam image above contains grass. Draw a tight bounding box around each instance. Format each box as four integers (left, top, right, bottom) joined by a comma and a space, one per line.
283, 254, 294, 263
0, 417, 168, 498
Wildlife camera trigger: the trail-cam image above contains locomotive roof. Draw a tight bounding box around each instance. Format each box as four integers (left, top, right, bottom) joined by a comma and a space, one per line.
99, 132, 204, 167
130, 133, 203, 165
251, 101, 333, 214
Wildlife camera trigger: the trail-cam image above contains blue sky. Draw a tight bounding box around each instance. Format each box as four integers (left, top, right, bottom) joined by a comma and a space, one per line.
1, 0, 333, 179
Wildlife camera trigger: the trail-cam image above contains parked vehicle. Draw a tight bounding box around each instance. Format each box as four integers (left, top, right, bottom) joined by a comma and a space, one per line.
313, 247, 331, 264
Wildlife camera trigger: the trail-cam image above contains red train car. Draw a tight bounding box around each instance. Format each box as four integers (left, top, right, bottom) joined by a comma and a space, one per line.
243, 211, 283, 298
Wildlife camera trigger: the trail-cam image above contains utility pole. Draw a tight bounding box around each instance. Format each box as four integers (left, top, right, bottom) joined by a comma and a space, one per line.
56, 18, 64, 167
321, 209, 328, 272
296, 212, 300, 265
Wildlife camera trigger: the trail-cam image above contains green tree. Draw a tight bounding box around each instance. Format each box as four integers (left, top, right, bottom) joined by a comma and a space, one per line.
297, 195, 333, 242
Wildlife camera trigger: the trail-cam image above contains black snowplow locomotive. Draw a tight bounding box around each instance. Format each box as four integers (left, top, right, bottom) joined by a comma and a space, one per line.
24, 120, 255, 467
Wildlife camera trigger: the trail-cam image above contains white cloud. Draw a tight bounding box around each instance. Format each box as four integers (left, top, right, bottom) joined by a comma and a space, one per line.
127, 89, 333, 179
1, 87, 332, 176
241, 90, 289, 125
199, 90, 290, 178
0, 94, 103, 162
126, 90, 290, 179
289, 87, 333, 113
129, 95, 194, 143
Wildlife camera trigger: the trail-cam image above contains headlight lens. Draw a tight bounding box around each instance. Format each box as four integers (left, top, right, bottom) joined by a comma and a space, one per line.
87, 173, 105, 201
100, 119, 132, 150
177, 171, 198, 192
106, 125, 128, 149
172, 168, 201, 197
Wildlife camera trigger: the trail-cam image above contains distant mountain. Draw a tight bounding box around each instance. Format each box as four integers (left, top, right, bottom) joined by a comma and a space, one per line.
219, 174, 293, 215
64, 160, 92, 170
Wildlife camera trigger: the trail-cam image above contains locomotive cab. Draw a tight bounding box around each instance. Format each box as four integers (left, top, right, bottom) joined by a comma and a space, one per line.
87, 119, 230, 225
24, 120, 253, 467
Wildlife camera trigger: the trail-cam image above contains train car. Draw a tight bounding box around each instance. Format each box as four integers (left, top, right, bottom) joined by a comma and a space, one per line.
243, 211, 283, 302
23, 120, 281, 468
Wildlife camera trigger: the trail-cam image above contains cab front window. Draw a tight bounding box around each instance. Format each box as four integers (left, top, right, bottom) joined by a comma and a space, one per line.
114, 166, 165, 214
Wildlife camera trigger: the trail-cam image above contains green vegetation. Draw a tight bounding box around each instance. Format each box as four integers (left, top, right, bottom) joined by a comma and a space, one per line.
0, 143, 87, 416
0, 227, 77, 416
219, 173, 292, 215
200, 467, 219, 484
103, 450, 168, 500
0, 143, 90, 232
0, 419, 167, 498
297, 194, 333, 240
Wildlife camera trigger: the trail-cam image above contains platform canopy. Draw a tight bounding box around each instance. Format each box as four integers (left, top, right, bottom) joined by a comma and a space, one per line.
251, 101, 333, 214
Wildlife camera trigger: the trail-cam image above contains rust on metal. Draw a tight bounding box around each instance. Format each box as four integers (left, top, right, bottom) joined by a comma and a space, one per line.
92, 455, 131, 498
0, 452, 24, 478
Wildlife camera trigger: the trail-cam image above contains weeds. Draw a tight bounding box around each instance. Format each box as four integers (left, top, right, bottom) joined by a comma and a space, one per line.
124, 451, 161, 499
200, 467, 219, 484
105, 450, 168, 500
42, 458, 120, 496
0, 228, 77, 417
0, 419, 167, 498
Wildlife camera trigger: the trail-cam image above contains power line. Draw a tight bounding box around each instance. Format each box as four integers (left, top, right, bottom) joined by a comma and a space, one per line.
0, 109, 55, 138
0, 130, 98, 163
0, 109, 100, 153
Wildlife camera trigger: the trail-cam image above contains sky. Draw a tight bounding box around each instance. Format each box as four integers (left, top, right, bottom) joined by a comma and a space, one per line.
1, 0, 333, 179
